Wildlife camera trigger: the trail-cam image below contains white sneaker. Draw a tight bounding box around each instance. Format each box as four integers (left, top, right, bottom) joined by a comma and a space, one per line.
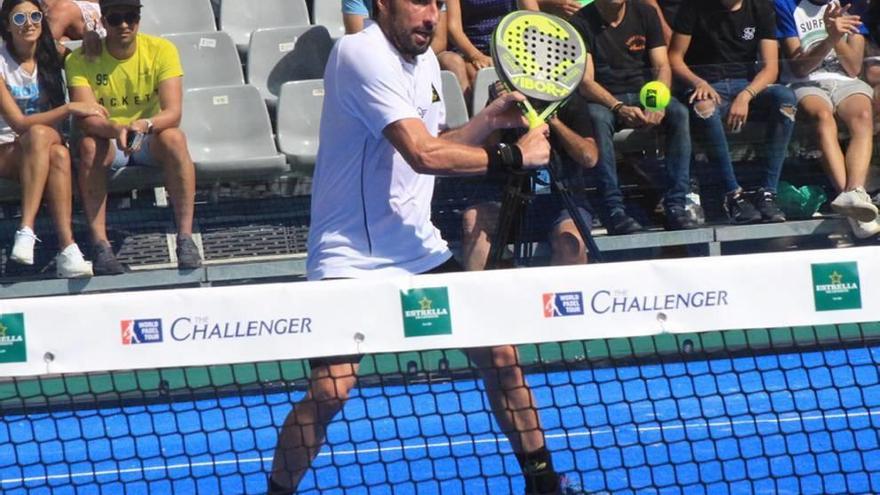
847, 217, 880, 240
55, 243, 93, 278
10, 227, 39, 265
831, 187, 879, 222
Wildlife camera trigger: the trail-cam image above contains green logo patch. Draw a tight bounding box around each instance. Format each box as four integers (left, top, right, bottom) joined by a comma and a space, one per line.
400, 287, 452, 338
812, 262, 862, 311
0, 313, 27, 363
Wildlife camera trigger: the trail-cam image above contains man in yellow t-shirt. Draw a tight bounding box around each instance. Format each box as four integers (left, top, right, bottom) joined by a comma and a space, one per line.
65, 0, 200, 275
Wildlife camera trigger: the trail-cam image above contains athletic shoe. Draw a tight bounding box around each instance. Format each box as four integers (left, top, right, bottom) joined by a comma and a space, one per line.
723, 190, 761, 224
266, 477, 294, 495
831, 187, 878, 223
606, 210, 644, 235
557, 475, 588, 494
10, 226, 39, 265
91, 242, 125, 275
664, 205, 699, 230
754, 189, 786, 223
56, 243, 93, 278
176, 234, 203, 269
847, 217, 880, 240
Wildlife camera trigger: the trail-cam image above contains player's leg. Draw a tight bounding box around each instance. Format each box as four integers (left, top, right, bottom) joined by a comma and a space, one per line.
461, 201, 500, 270
269, 357, 361, 493
466, 345, 560, 494
549, 208, 590, 266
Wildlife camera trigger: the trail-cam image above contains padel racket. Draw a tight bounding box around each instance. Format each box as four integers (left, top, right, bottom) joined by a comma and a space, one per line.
490, 10, 587, 128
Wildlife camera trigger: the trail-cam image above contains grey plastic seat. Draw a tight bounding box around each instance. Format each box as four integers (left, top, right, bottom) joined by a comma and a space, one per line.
313, 1, 346, 39
471, 67, 499, 116
220, 0, 310, 53
181, 85, 288, 180
276, 80, 324, 175
247, 25, 332, 109
140, 0, 216, 35
166, 31, 243, 90
441, 71, 468, 128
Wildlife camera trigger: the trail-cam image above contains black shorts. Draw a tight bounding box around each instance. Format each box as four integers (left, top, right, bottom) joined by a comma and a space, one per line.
308, 257, 463, 369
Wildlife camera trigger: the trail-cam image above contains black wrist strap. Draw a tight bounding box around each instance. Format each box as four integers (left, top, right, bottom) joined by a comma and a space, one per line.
486, 143, 523, 176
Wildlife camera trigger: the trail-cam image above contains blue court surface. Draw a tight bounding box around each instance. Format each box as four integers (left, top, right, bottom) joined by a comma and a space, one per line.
2, 344, 880, 494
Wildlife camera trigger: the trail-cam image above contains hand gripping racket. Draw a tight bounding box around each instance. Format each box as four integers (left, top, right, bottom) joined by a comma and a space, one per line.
487, 10, 602, 265
490, 10, 587, 128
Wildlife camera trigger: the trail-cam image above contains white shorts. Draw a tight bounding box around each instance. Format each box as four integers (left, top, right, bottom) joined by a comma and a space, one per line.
790, 78, 873, 110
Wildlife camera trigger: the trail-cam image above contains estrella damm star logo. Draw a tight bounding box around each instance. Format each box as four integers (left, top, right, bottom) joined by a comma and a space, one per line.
829, 271, 843, 285
0, 323, 6, 337
419, 297, 433, 311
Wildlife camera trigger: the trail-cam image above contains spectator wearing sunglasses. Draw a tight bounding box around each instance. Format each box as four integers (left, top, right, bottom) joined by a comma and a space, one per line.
0, 0, 103, 278
65, 0, 201, 275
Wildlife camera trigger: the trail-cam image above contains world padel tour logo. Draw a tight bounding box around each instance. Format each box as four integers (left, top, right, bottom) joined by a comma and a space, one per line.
812, 262, 862, 311
543, 292, 584, 317
121, 319, 164, 345
400, 287, 452, 337
0, 313, 26, 363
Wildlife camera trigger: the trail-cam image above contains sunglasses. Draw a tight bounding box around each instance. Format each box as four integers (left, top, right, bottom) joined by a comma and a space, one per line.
105, 11, 140, 27
10, 11, 42, 27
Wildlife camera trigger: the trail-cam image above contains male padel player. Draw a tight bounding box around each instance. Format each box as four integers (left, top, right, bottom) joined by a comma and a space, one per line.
268, 0, 572, 494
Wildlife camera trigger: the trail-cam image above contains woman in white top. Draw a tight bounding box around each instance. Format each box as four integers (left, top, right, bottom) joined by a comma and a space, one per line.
0, 0, 107, 278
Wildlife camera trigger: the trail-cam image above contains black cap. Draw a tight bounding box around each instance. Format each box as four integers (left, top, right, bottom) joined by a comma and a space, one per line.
99, 0, 142, 10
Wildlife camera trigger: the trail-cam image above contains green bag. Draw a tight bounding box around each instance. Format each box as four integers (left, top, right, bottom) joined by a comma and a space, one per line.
776, 181, 827, 219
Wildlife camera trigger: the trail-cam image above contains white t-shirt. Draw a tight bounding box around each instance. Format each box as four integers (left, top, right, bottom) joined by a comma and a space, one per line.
0, 45, 44, 144
775, 0, 869, 82
306, 23, 451, 280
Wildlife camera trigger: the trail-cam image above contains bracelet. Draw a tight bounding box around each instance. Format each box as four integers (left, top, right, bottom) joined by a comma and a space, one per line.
744, 87, 758, 99
610, 101, 624, 113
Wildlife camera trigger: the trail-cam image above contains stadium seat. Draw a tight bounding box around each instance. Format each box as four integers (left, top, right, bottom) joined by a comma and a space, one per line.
181, 85, 288, 180
313, 1, 346, 39
247, 25, 332, 110
277, 80, 324, 175
166, 32, 244, 90
471, 67, 499, 115
220, 0, 311, 53
441, 71, 468, 128
140, 0, 216, 36
0, 178, 19, 201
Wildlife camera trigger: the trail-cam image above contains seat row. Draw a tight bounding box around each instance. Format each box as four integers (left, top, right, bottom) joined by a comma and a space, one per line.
138, 0, 341, 53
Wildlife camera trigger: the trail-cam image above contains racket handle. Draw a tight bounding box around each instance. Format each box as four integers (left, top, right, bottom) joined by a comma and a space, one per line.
517, 99, 544, 129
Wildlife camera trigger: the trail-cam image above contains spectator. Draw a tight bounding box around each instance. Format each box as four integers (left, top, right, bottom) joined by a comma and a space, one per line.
269, 1, 563, 493
669, 0, 796, 224
570, 0, 697, 234
776, 0, 880, 238
461, 86, 599, 269
0, 0, 100, 278
39, 0, 103, 40
66, 0, 202, 274
342, 0, 470, 94
641, 0, 681, 43
538, 0, 583, 18
446, 0, 539, 93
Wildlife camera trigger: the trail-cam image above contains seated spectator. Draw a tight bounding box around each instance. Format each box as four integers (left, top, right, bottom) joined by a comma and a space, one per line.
776, 0, 879, 238
39, 0, 103, 40
66, 0, 201, 274
570, 0, 697, 234
641, 0, 681, 43
461, 86, 599, 269
446, 0, 539, 95
341, 0, 469, 94
0, 0, 100, 278
669, 0, 796, 224
862, 0, 880, 132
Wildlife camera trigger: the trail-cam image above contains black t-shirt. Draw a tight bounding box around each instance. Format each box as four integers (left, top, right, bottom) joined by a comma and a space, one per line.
660, 0, 683, 26
673, 0, 776, 82
570, 1, 666, 95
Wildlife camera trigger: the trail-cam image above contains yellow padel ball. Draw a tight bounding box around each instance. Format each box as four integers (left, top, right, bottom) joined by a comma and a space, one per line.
640, 80, 671, 111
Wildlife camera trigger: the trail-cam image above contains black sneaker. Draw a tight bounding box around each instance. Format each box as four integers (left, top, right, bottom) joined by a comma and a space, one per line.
176, 234, 203, 269
723, 190, 762, 224
754, 188, 786, 223
606, 209, 644, 235
91, 242, 125, 275
664, 205, 699, 230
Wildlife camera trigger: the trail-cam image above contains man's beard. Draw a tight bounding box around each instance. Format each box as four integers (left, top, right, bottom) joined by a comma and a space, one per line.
390, 24, 434, 58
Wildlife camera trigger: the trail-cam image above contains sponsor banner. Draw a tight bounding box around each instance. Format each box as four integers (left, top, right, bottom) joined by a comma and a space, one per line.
0, 247, 878, 377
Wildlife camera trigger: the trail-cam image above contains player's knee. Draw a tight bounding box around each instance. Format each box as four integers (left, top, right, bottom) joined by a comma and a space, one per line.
490, 345, 520, 370
552, 230, 583, 261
